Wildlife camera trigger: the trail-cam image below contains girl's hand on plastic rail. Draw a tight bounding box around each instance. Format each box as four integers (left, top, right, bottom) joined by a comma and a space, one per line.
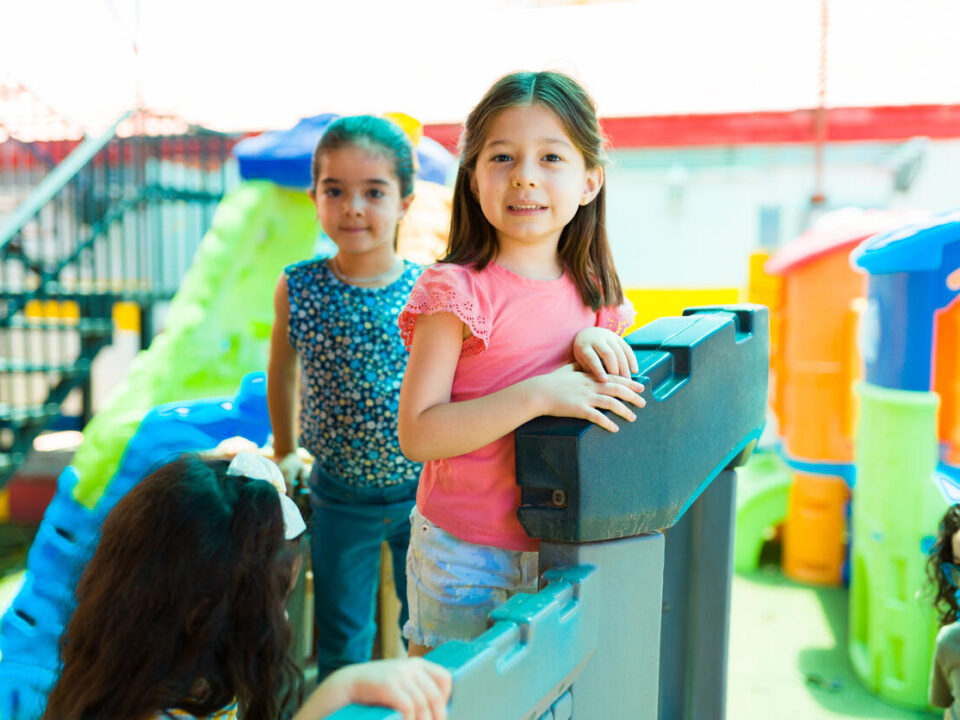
340, 658, 452, 720
573, 327, 639, 382
292, 657, 451, 720
539, 363, 645, 433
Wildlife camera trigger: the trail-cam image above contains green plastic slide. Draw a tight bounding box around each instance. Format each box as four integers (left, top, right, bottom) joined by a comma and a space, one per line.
71, 181, 318, 508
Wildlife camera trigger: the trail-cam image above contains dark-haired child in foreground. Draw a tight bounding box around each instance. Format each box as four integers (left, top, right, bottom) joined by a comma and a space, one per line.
44, 453, 450, 720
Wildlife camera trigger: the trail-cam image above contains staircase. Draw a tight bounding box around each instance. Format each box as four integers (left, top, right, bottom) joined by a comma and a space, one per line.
0, 106, 238, 486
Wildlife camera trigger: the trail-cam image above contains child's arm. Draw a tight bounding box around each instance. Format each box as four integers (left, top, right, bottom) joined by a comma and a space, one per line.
266, 275, 303, 486
398, 312, 645, 463
292, 657, 452, 720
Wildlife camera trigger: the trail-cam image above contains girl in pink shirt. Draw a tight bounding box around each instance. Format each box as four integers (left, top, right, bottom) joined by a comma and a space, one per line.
397, 71, 645, 654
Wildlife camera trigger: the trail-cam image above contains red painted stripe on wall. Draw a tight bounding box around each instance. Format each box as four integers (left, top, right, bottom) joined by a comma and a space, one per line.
423, 104, 960, 153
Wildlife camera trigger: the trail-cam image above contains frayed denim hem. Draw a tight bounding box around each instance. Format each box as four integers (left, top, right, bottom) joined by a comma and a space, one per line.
402, 619, 464, 649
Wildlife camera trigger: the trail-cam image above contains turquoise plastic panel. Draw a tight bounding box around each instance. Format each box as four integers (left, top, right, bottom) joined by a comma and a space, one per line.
328, 566, 597, 720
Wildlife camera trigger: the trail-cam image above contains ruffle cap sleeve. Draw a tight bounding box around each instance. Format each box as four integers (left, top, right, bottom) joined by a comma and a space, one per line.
596, 297, 636, 336
399, 263, 490, 356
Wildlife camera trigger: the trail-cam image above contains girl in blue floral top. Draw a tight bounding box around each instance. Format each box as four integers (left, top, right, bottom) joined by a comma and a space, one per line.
267, 115, 424, 681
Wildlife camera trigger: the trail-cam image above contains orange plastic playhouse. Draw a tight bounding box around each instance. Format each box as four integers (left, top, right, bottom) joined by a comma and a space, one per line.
765, 208, 925, 585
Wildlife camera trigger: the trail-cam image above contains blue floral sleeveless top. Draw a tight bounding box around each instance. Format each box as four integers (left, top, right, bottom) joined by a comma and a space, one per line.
285, 257, 422, 502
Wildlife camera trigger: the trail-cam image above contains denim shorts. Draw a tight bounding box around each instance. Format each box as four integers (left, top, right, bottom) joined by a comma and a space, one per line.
403, 506, 539, 648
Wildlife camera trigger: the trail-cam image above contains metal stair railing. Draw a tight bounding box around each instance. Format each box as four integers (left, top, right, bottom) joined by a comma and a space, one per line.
0, 111, 236, 486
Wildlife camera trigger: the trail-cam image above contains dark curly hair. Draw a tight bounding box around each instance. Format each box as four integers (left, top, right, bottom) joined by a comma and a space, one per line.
928, 504, 960, 626
43, 455, 303, 720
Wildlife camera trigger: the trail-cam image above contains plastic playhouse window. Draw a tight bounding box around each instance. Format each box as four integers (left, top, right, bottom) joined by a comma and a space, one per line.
947, 267, 960, 292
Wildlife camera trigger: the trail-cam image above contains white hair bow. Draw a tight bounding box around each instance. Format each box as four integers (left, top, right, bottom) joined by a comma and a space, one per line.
226, 452, 307, 540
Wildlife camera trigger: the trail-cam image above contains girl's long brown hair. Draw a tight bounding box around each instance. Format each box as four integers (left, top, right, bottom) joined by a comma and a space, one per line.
928, 503, 960, 626
443, 71, 623, 311
43, 456, 302, 720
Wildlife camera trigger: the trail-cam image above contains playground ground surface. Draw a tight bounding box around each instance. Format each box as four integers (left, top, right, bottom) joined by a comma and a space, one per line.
729, 566, 939, 719
0, 542, 944, 719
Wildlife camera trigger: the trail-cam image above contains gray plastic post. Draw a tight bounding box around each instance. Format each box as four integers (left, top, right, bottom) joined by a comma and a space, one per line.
539, 532, 665, 719
658, 469, 737, 720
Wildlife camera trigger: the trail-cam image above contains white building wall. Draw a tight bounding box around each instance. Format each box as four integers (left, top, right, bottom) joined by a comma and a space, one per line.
605, 139, 960, 289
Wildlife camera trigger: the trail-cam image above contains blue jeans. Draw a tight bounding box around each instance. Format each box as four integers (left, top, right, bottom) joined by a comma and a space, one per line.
309, 488, 414, 681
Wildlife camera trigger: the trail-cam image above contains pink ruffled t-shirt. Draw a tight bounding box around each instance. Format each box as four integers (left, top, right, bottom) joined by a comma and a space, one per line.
399, 262, 635, 551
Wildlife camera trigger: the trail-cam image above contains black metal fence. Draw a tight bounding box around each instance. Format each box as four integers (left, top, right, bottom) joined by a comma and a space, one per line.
0, 108, 239, 484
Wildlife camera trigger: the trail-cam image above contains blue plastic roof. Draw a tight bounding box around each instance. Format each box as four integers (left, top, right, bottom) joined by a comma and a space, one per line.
851, 208, 960, 273
232, 114, 456, 189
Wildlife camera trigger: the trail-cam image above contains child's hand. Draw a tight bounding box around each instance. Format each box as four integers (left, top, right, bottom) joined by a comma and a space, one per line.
292, 657, 451, 720
538, 363, 645, 433
276, 452, 309, 496
573, 327, 639, 382
344, 658, 452, 719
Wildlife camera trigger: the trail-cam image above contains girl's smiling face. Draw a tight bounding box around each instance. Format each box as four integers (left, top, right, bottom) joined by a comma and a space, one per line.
470, 104, 602, 254
312, 144, 413, 257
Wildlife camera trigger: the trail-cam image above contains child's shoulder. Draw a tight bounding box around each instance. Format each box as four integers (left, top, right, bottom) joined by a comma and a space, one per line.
938, 622, 960, 645
285, 256, 329, 277
284, 257, 338, 297
417, 261, 492, 285
419, 261, 474, 276
413, 262, 489, 299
